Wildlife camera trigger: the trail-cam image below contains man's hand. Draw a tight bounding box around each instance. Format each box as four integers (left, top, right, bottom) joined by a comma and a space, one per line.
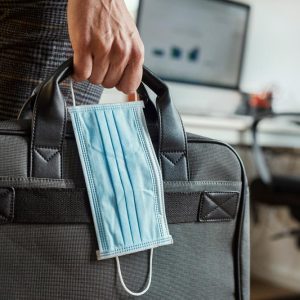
67, 0, 144, 94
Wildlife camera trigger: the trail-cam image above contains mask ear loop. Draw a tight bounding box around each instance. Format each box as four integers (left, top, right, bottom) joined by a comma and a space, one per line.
115, 248, 154, 297
71, 75, 151, 295
70, 79, 76, 107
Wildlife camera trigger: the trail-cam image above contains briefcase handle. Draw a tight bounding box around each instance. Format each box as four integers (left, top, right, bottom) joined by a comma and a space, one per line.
28, 57, 189, 181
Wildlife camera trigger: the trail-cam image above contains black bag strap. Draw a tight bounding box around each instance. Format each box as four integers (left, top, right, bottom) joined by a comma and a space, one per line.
28, 58, 188, 181
18, 77, 157, 122
0, 187, 203, 225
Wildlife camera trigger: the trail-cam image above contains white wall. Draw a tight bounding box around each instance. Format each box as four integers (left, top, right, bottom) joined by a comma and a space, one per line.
239, 0, 300, 112
125, 0, 300, 113
125, 0, 139, 15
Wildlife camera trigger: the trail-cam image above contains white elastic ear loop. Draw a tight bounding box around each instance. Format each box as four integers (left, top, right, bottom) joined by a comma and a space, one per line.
116, 248, 154, 297
70, 79, 76, 107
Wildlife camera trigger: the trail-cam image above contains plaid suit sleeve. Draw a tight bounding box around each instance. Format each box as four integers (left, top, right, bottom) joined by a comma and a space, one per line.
0, 0, 103, 120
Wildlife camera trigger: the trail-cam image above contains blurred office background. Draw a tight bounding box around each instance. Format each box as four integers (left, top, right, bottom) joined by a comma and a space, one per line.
104, 1, 300, 299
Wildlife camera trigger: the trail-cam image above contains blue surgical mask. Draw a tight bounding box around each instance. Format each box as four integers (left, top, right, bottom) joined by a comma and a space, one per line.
68, 83, 173, 296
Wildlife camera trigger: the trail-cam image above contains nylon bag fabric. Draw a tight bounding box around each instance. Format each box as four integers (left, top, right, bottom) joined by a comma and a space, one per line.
0, 58, 250, 299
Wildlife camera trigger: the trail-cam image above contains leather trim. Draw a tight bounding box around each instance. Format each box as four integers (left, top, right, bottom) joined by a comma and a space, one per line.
161, 151, 188, 180
0, 187, 240, 225
199, 192, 239, 222
30, 59, 71, 178
28, 59, 189, 181
0, 187, 15, 224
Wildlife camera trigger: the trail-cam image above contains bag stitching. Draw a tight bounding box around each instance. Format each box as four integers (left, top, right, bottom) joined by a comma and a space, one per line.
72, 112, 108, 250
31, 81, 66, 178
200, 192, 239, 221
161, 152, 185, 166
164, 181, 241, 186
202, 194, 236, 219
133, 109, 164, 237
0, 177, 71, 182
34, 148, 60, 162
34, 145, 61, 150
178, 111, 189, 179
165, 192, 201, 195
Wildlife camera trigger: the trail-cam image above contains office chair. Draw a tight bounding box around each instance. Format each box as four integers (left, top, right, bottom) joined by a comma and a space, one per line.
250, 112, 300, 246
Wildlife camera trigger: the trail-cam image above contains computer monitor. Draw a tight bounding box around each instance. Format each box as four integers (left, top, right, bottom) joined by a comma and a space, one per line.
137, 0, 250, 90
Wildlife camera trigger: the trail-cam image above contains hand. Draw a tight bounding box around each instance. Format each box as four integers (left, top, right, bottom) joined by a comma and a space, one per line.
67, 0, 144, 94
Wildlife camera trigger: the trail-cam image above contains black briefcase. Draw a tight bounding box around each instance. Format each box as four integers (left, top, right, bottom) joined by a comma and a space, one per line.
0, 58, 249, 299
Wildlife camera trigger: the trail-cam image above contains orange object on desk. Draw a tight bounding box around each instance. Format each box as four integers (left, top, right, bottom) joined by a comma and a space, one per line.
250, 91, 272, 109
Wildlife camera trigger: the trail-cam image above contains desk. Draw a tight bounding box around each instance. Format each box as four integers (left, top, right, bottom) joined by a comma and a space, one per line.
182, 114, 300, 148
182, 114, 300, 291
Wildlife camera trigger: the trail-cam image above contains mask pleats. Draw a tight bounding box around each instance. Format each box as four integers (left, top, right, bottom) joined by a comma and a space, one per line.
93, 109, 133, 249
103, 109, 143, 246
78, 110, 124, 249
111, 108, 159, 243
69, 102, 173, 261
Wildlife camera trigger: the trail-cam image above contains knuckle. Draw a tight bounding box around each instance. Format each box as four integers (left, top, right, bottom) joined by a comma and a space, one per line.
99, 42, 112, 56
122, 87, 132, 94
114, 42, 131, 60
102, 45, 111, 56
102, 79, 116, 89
131, 47, 144, 63
114, 40, 124, 52
88, 76, 101, 85
115, 84, 122, 92
138, 41, 145, 55
123, 43, 131, 56
116, 83, 128, 94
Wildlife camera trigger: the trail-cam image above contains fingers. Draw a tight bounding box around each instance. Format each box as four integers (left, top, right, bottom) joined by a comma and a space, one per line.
72, 34, 144, 94
72, 50, 93, 82
88, 36, 144, 94
72, 41, 144, 94
88, 48, 111, 85
115, 42, 144, 94
90, 37, 130, 87
68, 0, 145, 92
116, 61, 143, 94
